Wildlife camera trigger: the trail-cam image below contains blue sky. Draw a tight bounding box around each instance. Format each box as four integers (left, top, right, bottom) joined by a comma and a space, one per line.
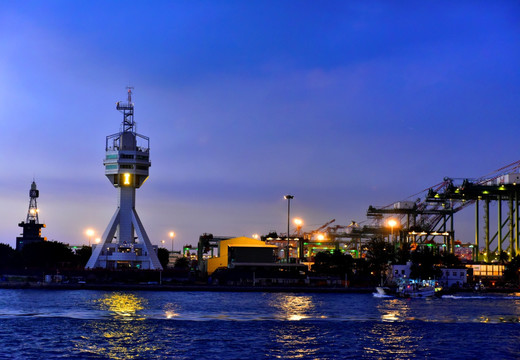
1, 1, 519, 249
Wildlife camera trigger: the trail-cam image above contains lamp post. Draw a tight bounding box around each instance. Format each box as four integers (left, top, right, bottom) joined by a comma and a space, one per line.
293, 218, 303, 261
387, 218, 398, 242
169, 231, 175, 253
294, 218, 303, 236
86, 229, 94, 247
284, 195, 294, 263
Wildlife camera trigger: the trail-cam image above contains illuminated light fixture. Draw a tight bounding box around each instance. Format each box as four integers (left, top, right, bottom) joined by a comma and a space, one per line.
317, 234, 325, 241
442, 232, 450, 236
434, 193, 440, 198
482, 190, 489, 195
123, 173, 131, 185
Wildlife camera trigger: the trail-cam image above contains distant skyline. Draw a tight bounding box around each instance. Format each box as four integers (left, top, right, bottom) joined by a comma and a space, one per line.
1, 1, 519, 249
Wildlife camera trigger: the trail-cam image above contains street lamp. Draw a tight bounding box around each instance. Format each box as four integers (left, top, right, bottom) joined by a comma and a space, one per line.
284, 195, 294, 263
387, 218, 398, 242
169, 231, 175, 252
293, 218, 303, 236
86, 229, 94, 247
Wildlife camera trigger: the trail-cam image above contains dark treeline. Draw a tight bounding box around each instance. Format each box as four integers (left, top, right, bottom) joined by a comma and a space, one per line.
0, 242, 171, 271
1, 239, 520, 287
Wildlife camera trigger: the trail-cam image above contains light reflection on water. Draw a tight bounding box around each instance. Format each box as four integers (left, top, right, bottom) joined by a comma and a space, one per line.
377, 298, 411, 322
269, 294, 315, 321
1, 290, 520, 359
96, 292, 146, 319
267, 294, 319, 359
76, 292, 160, 359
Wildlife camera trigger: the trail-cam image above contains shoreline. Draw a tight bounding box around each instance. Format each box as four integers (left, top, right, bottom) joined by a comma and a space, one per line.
1, 282, 519, 294
0, 282, 375, 293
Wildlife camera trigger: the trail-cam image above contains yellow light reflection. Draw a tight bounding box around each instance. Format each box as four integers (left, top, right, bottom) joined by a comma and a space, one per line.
267, 295, 319, 359
270, 294, 315, 321
363, 298, 416, 358
76, 293, 158, 360
97, 292, 146, 318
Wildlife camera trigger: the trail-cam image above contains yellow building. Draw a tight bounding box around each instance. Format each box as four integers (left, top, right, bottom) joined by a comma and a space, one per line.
206, 236, 278, 275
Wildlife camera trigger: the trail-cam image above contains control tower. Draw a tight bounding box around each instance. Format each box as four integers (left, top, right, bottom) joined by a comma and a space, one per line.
16, 181, 46, 251
86, 88, 162, 270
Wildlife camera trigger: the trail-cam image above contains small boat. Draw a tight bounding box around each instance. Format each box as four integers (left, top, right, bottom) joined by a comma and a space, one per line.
397, 280, 435, 298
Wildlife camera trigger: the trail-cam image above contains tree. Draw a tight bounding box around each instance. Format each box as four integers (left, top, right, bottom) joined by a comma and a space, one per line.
312, 250, 353, 276
395, 242, 411, 264
157, 248, 169, 269
0, 243, 20, 269
410, 247, 442, 280
74, 246, 92, 268
365, 238, 396, 285
504, 255, 520, 284
174, 256, 190, 270
440, 252, 461, 268
22, 241, 75, 269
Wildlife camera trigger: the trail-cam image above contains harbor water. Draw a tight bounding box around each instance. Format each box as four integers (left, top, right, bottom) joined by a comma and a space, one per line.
0, 289, 519, 359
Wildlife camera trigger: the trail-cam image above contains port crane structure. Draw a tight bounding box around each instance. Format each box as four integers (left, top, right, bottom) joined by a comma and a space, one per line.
363, 159, 520, 262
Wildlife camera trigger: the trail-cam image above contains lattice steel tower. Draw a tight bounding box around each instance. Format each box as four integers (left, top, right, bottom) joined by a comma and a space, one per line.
86, 88, 162, 270
16, 181, 46, 251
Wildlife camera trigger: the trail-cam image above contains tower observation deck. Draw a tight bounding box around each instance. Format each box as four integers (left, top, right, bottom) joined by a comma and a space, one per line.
86, 88, 162, 270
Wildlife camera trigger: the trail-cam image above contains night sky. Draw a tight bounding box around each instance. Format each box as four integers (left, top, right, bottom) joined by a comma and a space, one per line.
1, 1, 519, 250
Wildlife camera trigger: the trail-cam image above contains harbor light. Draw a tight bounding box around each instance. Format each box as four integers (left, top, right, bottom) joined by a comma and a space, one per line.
85, 228, 95, 247
387, 218, 398, 241
294, 218, 303, 236
284, 195, 294, 263
169, 231, 175, 252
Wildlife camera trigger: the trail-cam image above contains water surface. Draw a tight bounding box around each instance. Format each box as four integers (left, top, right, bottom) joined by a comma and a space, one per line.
0, 290, 519, 359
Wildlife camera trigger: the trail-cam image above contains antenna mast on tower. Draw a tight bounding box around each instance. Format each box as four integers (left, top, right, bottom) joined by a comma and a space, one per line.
116, 86, 135, 133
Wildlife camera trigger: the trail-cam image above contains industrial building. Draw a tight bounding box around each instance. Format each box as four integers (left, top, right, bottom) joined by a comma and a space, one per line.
86, 88, 162, 270
204, 236, 278, 275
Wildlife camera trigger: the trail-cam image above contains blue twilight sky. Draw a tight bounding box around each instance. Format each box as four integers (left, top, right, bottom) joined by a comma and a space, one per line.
1, 1, 519, 249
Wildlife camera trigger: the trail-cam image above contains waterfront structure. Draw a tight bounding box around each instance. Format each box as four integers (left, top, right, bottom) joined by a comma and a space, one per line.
86, 88, 162, 270
204, 236, 278, 275
16, 181, 46, 251
388, 261, 467, 288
